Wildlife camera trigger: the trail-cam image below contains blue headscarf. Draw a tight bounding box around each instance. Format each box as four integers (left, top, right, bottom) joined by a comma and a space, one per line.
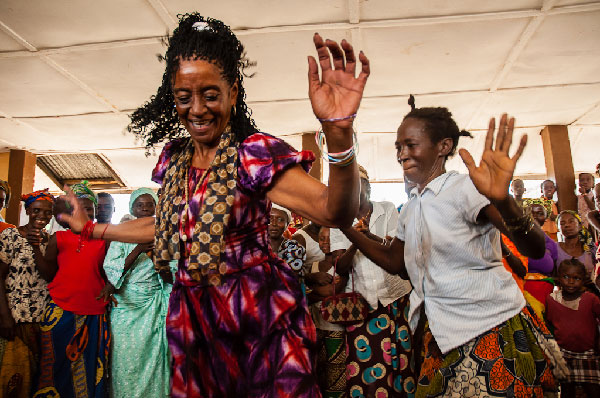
129, 188, 158, 214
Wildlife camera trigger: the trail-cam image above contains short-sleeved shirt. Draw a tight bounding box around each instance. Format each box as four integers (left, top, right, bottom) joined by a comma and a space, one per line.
330, 200, 412, 309
397, 171, 525, 354
0, 227, 49, 322
527, 234, 558, 275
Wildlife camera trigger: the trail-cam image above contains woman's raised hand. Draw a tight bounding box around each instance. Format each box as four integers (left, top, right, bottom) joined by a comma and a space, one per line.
308, 33, 370, 129
459, 114, 527, 203
58, 186, 90, 233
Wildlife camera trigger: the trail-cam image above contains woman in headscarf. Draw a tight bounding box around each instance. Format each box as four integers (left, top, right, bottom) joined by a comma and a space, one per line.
101, 188, 174, 398
0, 189, 53, 398
0, 180, 14, 230
58, 13, 368, 397
33, 181, 111, 398
557, 210, 599, 289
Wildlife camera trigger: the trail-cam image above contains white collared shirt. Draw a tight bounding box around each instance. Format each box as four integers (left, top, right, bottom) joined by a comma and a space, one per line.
398, 171, 525, 354
330, 201, 412, 309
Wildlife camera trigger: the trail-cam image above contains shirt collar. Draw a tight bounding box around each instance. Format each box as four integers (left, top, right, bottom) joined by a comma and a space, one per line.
369, 201, 385, 227
410, 171, 458, 198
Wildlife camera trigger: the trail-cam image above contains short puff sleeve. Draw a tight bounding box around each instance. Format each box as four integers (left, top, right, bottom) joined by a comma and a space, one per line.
151, 138, 187, 185
237, 133, 315, 194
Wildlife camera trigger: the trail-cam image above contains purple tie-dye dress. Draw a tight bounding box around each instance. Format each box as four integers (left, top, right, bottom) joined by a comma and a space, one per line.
152, 132, 321, 398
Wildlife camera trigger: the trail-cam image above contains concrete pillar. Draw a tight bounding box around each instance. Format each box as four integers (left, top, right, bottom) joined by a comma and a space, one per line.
6, 149, 36, 225
540, 125, 577, 212
302, 132, 322, 182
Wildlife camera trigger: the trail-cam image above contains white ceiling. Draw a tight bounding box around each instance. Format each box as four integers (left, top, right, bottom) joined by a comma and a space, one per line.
0, 0, 599, 192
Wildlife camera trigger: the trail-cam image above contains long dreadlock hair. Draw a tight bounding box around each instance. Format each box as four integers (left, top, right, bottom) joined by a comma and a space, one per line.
403, 94, 472, 158
128, 13, 258, 149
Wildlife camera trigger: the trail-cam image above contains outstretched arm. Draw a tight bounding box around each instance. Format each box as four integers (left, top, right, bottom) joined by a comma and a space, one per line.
460, 115, 545, 259
268, 34, 370, 228
58, 190, 155, 242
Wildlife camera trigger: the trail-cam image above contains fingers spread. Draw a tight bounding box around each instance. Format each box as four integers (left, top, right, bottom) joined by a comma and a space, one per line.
511, 134, 528, 162
500, 116, 516, 153
358, 51, 370, 84
313, 33, 332, 73
494, 114, 507, 151
459, 148, 476, 171
341, 39, 356, 75
307, 55, 320, 90
326, 39, 345, 71
485, 118, 495, 151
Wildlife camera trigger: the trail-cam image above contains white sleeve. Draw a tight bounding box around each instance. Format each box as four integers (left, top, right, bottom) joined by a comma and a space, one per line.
460, 175, 491, 224
396, 205, 406, 241
330, 228, 351, 251
385, 202, 399, 237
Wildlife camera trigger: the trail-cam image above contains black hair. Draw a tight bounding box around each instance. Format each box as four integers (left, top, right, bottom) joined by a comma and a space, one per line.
557, 258, 587, 277
128, 13, 258, 149
579, 172, 594, 179
540, 179, 555, 189
97, 192, 114, 203
403, 94, 472, 158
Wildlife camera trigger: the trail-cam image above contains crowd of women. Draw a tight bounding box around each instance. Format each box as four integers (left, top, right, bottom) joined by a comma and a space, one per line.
0, 12, 599, 398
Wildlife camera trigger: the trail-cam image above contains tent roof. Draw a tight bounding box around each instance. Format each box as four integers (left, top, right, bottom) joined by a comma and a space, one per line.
0, 0, 599, 191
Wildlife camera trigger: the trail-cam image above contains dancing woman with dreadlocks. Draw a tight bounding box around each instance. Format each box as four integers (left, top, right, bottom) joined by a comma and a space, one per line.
59, 13, 369, 397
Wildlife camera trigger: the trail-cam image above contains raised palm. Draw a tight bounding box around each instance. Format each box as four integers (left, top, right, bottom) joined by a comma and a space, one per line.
459, 114, 527, 203
308, 34, 370, 129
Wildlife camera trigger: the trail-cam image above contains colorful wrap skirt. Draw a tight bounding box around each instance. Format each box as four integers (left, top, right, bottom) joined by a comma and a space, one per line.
33, 300, 109, 398
0, 323, 40, 398
345, 295, 416, 398
417, 306, 565, 397
316, 329, 347, 398
561, 348, 600, 385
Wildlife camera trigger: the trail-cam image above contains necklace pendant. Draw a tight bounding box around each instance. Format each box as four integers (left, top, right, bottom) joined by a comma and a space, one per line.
181, 234, 187, 242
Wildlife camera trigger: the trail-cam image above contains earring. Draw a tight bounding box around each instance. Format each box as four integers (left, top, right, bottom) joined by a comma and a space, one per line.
231, 106, 236, 117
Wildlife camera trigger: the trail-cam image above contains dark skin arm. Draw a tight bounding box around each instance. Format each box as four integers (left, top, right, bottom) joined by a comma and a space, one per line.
0, 259, 15, 340
32, 233, 58, 282
482, 202, 545, 260
588, 210, 600, 234
332, 246, 358, 276
501, 240, 527, 278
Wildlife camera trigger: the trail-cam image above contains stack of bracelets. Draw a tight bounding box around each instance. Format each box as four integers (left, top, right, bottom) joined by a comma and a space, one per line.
315, 113, 358, 166
504, 212, 536, 235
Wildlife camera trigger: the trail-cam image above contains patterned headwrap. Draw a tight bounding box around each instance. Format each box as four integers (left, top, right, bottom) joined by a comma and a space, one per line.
557, 210, 595, 254
155, 126, 237, 286
523, 198, 553, 218
129, 187, 159, 214
21, 189, 54, 209
70, 180, 98, 206
0, 180, 10, 203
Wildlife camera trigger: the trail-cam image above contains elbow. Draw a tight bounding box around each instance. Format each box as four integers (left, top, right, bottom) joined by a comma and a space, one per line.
323, 205, 359, 229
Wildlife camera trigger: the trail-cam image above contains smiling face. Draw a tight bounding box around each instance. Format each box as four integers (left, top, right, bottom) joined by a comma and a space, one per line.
511, 179, 525, 197
541, 180, 556, 199
396, 118, 449, 187
172, 59, 238, 147
131, 194, 156, 219
26, 200, 53, 230
318, 227, 331, 254
559, 212, 581, 239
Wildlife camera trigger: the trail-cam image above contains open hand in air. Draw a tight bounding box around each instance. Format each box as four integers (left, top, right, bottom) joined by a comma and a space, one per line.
459, 114, 527, 203
308, 33, 370, 129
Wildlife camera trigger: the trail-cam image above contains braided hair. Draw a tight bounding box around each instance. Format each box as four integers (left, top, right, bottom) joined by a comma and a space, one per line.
128, 13, 258, 149
403, 94, 472, 158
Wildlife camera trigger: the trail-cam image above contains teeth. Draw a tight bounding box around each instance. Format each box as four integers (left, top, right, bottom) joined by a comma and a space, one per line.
191, 120, 211, 127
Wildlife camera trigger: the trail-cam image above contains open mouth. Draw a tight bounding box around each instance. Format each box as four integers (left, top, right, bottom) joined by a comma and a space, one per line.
189, 119, 213, 132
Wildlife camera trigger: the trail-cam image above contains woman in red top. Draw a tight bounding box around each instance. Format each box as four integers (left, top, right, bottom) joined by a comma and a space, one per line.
33, 182, 111, 398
